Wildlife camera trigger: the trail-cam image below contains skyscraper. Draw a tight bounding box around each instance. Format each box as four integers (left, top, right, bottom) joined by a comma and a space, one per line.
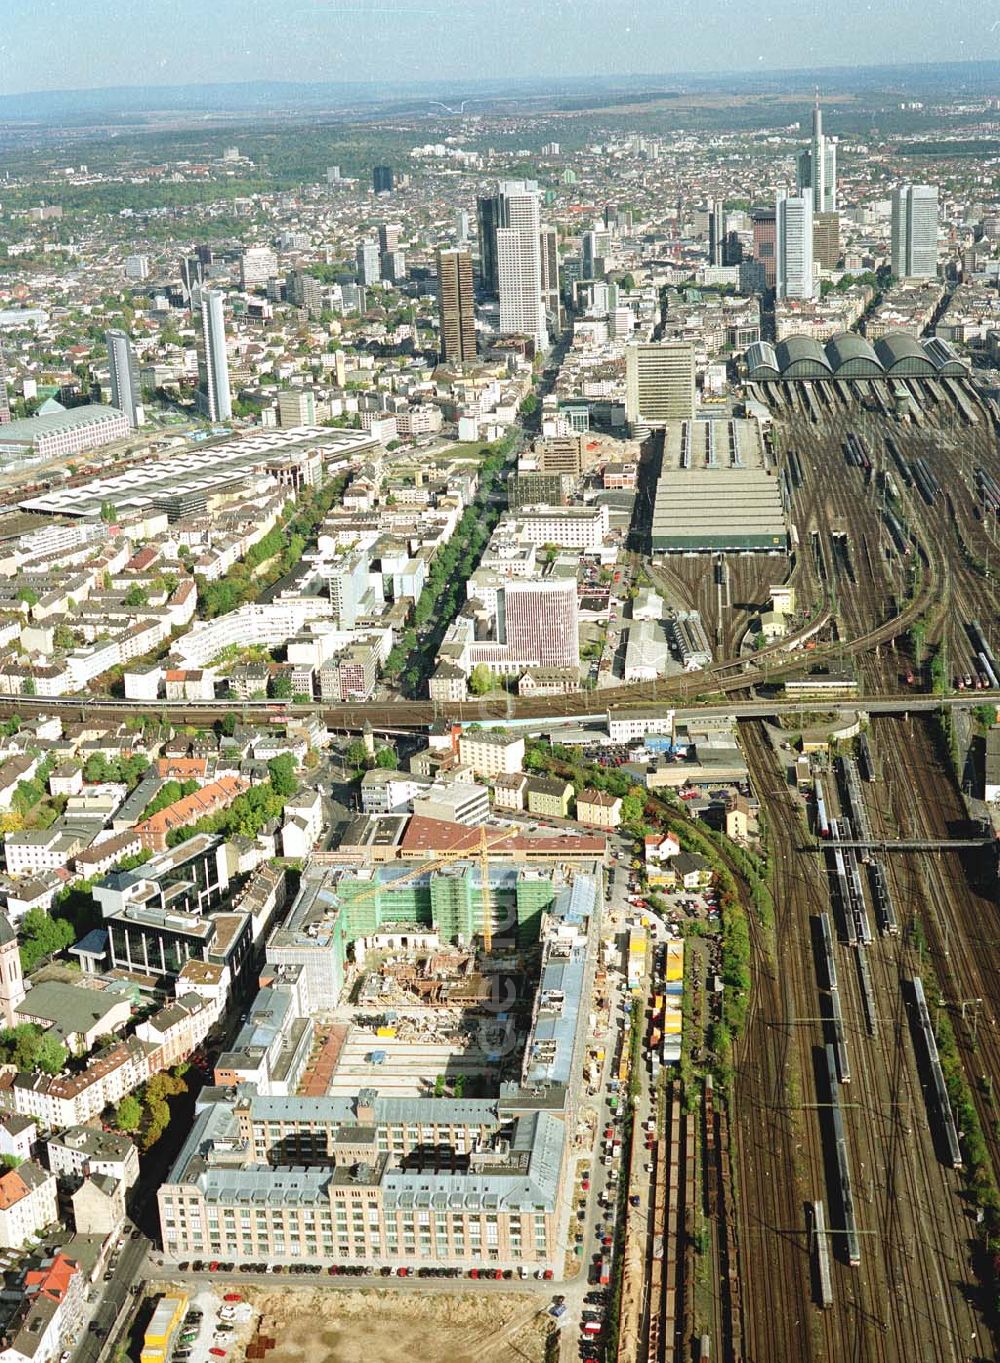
0, 347, 9, 426
356, 240, 381, 286
539, 226, 562, 335
476, 194, 502, 296
581, 229, 612, 282
436, 248, 477, 365
813, 212, 841, 270
708, 200, 725, 267
499, 577, 579, 669
797, 98, 837, 214
495, 180, 547, 353
776, 193, 815, 300
891, 185, 939, 279
106, 329, 145, 429
378, 223, 401, 254
625, 342, 696, 429
373, 165, 394, 193
196, 290, 232, 423
751, 207, 777, 290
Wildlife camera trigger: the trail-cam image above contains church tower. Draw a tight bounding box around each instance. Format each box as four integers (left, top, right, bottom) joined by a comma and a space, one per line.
0, 915, 24, 1028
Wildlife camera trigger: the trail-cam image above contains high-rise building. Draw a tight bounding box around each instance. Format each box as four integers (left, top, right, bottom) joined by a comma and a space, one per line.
0, 348, 9, 426
476, 194, 502, 295
751, 207, 777, 290
436, 248, 477, 365
106, 329, 145, 429
539, 226, 562, 335
707, 200, 725, 267
378, 223, 401, 254
195, 290, 232, 423
380, 249, 406, 284
581, 229, 612, 282
124, 254, 149, 281
776, 193, 814, 300
499, 577, 579, 669
496, 180, 547, 353
286, 270, 324, 319
722, 231, 744, 267
813, 212, 841, 271
373, 165, 394, 193
455, 209, 470, 243
891, 185, 939, 279
625, 342, 696, 429
356, 241, 381, 286
239, 246, 278, 290
797, 98, 837, 214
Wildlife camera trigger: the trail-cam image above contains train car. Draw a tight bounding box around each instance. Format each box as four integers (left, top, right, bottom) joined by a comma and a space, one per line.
813, 775, 830, 838
818, 911, 838, 992
812, 1201, 834, 1310
912, 978, 963, 1170
857, 732, 875, 783
830, 988, 851, 1085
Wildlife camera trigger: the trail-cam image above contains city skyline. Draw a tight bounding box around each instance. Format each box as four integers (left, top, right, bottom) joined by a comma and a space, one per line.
1, 1, 998, 97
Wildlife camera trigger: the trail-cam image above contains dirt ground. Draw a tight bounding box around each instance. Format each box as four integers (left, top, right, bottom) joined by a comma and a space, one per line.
236, 1287, 552, 1363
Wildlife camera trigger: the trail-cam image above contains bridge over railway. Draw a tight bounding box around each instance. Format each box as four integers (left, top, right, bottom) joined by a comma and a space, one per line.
819, 837, 995, 852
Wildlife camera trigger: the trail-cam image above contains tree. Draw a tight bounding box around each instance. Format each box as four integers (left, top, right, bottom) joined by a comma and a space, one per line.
17, 586, 38, 607
267, 754, 297, 798
621, 794, 646, 827
35, 1032, 68, 1076
21, 677, 35, 697
123, 584, 148, 609
99, 501, 118, 524
374, 746, 397, 769
219, 712, 238, 738
345, 739, 369, 770
19, 908, 75, 971
270, 673, 293, 700
468, 663, 494, 696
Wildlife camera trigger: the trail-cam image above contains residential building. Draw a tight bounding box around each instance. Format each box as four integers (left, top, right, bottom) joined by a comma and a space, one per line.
196, 290, 232, 422
625, 342, 696, 428
0, 1163, 57, 1248
777, 193, 814, 300
71, 1173, 125, 1237
576, 789, 623, 829
0, 1115, 35, 1164
47, 1126, 140, 1188
525, 776, 574, 819
106, 330, 145, 429
892, 184, 939, 279
492, 771, 528, 811
436, 248, 477, 365
457, 729, 525, 779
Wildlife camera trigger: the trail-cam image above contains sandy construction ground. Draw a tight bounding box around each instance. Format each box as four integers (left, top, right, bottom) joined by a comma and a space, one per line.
237, 1287, 552, 1363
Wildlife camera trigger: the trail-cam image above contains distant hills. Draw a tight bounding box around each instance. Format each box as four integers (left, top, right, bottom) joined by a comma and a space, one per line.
3, 61, 1000, 125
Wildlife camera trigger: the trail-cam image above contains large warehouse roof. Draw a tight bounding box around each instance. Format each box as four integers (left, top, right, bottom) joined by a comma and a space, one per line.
748, 330, 968, 380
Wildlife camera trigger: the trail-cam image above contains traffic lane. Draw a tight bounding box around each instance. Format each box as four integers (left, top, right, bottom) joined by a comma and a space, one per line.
73, 1233, 149, 1363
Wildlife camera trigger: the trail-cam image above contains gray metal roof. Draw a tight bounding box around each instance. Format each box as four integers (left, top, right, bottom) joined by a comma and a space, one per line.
825, 332, 881, 372
775, 336, 832, 374
0, 404, 125, 445
873, 331, 934, 373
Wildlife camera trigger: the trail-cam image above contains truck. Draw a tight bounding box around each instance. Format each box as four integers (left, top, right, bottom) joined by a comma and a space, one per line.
598, 1258, 611, 1286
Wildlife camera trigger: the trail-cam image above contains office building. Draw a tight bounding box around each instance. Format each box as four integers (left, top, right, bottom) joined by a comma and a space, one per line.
455, 209, 470, 242
625, 341, 696, 428
539, 226, 562, 334
373, 165, 394, 193
581, 229, 611, 281
278, 389, 316, 428
240, 246, 278, 290
476, 194, 502, 295
378, 223, 401, 254
436, 247, 477, 365
751, 207, 777, 290
722, 231, 744, 267
813, 212, 841, 270
796, 98, 837, 214
286, 269, 324, 319
124, 254, 149, 281
356, 241, 381, 287
500, 577, 579, 669
0, 350, 10, 425
106, 329, 145, 429
195, 290, 232, 422
380, 249, 406, 284
496, 180, 547, 353
707, 200, 725, 268
891, 184, 939, 279
0, 405, 130, 461
776, 193, 814, 301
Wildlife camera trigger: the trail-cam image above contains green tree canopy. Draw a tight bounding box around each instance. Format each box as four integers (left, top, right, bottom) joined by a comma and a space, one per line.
267, 754, 297, 798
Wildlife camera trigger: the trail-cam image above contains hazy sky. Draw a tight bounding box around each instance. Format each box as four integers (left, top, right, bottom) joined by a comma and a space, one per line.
0, 0, 993, 95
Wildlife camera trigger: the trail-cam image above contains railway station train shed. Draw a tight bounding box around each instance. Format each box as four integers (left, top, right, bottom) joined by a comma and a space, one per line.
746, 331, 966, 381
651, 418, 787, 553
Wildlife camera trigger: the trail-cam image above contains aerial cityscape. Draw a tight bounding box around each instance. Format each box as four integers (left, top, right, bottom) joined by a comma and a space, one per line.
0, 11, 999, 1363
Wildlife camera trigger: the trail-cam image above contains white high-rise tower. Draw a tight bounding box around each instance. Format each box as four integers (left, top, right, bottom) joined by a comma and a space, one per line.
776, 193, 815, 300
196, 289, 232, 422
496, 180, 548, 353
891, 185, 939, 279
797, 96, 837, 214
106, 329, 145, 429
